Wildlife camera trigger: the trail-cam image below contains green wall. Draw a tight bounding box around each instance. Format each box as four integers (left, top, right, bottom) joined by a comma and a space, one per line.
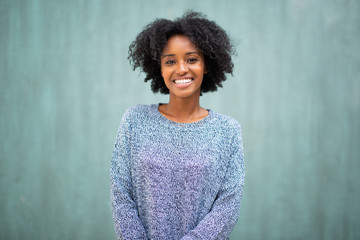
1, 0, 359, 239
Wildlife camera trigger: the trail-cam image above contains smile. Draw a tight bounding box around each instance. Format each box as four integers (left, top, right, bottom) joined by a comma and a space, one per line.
173, 78, 194, 87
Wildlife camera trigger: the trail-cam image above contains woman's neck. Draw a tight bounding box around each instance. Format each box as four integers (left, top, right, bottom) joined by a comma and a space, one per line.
159, 94, 208, 123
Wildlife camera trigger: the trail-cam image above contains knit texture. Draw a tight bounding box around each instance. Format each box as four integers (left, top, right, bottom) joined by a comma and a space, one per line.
110, 104, 245, 240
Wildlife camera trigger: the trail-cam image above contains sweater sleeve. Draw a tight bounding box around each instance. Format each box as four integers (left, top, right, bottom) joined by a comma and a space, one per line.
110, 109, 148, 240
181, 124, 245, 240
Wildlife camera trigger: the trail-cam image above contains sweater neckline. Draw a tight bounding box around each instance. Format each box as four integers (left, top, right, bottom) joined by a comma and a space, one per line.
152, 103, 213, 127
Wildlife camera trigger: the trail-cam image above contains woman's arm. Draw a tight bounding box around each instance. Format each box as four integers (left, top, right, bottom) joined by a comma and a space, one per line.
110, 110, 148, 240
181, 124, 245, 240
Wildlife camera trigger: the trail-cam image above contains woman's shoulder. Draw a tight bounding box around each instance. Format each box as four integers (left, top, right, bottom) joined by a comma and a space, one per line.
210, 110, 242, 132
121, 104, 157, 122
124, 104, 154, 114
210, 111, 243, 150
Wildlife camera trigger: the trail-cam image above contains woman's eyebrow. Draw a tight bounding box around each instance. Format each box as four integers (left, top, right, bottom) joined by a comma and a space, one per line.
161, 54, 175, 57
186, 52, 200, 55
162, 52, 200, 58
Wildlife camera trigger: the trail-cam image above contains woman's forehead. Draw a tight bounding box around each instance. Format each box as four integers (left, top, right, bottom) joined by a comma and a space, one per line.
162, 35, 200, 54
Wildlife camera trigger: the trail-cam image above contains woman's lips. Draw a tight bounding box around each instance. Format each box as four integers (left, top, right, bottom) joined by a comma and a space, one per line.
173, 78, 194, 88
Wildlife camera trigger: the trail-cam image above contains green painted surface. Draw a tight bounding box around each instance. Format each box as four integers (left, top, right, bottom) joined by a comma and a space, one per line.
1, 0, 359, 239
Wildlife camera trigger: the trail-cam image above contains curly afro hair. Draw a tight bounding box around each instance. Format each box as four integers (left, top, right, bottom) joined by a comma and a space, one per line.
128, 11, 235, 94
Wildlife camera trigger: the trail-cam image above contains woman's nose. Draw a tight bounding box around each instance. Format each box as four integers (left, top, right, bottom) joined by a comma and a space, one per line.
176, 61, 188, 75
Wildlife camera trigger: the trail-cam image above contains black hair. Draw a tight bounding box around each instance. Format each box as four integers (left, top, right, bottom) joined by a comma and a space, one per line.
128, 11, 235, 94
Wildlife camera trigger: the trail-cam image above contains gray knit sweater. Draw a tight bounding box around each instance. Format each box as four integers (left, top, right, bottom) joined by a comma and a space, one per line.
110, 104, 245, 240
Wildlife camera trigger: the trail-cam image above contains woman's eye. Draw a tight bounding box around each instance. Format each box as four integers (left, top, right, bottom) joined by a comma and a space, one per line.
165, 60, 175, 65
188, 58, 198, 63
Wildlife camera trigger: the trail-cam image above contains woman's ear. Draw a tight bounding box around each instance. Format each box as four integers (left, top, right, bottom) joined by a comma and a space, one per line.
204, 67, 208, 74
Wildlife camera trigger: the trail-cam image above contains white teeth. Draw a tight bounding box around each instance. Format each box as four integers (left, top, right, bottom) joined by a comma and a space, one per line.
174, 79, 193, 84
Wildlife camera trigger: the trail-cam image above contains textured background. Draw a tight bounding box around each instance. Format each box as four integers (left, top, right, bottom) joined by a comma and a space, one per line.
1, 0, 359, 239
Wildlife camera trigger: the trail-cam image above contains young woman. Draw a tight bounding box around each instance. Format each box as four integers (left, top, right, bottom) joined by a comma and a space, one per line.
110, 11, 245, 240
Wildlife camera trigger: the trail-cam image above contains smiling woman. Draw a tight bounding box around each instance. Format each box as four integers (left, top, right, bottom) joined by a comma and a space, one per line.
161, 35, 206, 95
161, 35, 205, 98
159, 35, 208, 122
110, 11, 245, 240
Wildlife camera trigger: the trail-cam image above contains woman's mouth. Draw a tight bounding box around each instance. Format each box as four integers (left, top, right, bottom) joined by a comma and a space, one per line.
173, 78, 194, 88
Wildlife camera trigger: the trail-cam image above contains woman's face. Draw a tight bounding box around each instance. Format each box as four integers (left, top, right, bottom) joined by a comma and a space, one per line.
161, 35, 207, 99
